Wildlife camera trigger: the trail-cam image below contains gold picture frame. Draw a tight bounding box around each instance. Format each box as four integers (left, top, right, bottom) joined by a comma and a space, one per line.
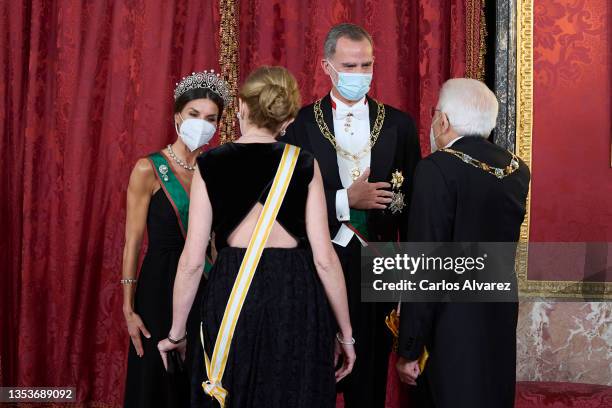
515, 0, 611, 299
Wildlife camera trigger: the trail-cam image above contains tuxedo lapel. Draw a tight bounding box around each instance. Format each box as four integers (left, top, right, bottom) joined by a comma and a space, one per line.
307, 94, 343, 189
368, 96, 397, 182
321, 94, 335, 133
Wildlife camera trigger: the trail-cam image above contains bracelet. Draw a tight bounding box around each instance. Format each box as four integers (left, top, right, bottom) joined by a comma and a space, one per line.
336, 333, 356, 345
120, 278, 137, 285
168, 332, 187, 344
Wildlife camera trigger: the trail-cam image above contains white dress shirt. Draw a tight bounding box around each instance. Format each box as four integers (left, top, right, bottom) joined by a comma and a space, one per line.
444, 136, 464, 148
329, 92, 370, 247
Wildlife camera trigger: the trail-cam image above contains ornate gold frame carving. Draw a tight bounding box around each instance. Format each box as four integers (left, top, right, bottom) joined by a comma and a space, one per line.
218, 0, 239, 143
515, 0, 611, 299
466, 0, 486, 80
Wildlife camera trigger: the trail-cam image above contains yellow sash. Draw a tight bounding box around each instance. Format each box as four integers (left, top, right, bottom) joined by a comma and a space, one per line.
200, 144, 300, 407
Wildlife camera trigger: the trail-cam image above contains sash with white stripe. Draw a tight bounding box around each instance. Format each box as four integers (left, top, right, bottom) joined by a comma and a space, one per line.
200, 144, 301, 407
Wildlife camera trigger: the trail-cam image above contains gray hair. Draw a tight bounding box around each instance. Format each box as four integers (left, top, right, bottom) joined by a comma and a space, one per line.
438, 78, 499, 137
324, 23, 373, 59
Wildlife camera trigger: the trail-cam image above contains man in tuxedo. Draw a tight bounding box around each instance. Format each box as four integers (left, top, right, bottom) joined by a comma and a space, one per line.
282, 23, 421, 408
396, 79, 530, 408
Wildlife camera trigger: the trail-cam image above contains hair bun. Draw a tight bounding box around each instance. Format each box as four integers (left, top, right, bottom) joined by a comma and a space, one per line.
259, 83, 291, 122
238, 66, 301, 133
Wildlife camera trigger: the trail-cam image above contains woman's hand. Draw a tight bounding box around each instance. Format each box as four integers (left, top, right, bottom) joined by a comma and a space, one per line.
157, 338, 187, 370
305, 163, 356, 382
334, 337, 356, 382
124, 310, 151, 357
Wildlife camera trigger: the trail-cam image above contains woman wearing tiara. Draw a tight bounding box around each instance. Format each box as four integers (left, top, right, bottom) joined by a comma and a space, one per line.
158, 66, 356, 408
122, 71, 230, 408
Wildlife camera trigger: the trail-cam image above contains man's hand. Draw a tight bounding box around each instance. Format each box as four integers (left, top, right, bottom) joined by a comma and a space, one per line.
347, 168, 394, 209
396, 356, 420, 386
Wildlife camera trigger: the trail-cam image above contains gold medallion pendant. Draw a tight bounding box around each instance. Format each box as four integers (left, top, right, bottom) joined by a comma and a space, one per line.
351, 167, 361, 180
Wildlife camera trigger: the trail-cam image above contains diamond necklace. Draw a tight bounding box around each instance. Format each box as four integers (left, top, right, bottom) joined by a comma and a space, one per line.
167, 144, 196, 171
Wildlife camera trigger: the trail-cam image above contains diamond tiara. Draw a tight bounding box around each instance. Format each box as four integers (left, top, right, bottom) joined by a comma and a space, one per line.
174, 70, 232, 105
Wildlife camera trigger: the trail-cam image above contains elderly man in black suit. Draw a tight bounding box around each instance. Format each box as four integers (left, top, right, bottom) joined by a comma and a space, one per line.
396, 78, 530, 408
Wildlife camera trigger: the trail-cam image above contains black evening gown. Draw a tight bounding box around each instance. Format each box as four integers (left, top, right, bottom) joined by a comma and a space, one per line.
124, 186, 204, 408
191, 142, 336, 408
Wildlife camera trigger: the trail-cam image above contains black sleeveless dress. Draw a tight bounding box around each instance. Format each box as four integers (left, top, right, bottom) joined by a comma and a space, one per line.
124, 182, 204, 407
192, 142, 336, 408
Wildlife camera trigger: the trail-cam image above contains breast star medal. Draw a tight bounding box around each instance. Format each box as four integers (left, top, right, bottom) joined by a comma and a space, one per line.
389, 170, 406, 215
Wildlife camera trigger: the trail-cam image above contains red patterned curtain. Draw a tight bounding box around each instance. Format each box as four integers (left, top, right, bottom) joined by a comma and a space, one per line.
1, 1, 220, 406
1, 1, 483, 407
238, 0, 471, 155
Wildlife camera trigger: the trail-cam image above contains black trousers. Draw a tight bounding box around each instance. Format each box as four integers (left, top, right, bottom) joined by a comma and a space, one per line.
409, 303, 518, 408
334, 238, 393, 408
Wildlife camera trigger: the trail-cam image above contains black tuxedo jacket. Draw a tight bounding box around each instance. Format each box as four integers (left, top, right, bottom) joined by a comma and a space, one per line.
282, 94, 421, 242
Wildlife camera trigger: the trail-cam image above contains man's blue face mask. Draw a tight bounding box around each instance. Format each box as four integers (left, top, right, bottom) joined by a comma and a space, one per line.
327, 61, 373, 101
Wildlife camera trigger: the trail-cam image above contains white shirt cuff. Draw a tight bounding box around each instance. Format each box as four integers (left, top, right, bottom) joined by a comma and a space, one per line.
332, 224, 368, 247
332, 224, 353, 247
335, 189, 350, 221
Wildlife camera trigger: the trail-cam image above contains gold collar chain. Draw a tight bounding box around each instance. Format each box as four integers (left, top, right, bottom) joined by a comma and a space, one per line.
313, 98, 386, 161
440, 147, 520, 179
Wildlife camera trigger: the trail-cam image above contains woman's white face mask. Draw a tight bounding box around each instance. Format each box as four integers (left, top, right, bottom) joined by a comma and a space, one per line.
176, 113, 216, 151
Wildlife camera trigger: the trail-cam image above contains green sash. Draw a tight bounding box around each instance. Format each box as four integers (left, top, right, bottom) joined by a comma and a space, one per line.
149, 152, 190, 236
349, 209, 369, 240
148, 152, 212, 275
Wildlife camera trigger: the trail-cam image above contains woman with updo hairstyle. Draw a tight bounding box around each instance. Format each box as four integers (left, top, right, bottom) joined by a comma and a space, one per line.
158, 66, 355, 407
237, 65, 301, 132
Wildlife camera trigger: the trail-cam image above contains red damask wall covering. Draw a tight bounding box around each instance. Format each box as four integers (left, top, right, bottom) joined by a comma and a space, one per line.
529, 0, 611, 281
0, 2, 221, 405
